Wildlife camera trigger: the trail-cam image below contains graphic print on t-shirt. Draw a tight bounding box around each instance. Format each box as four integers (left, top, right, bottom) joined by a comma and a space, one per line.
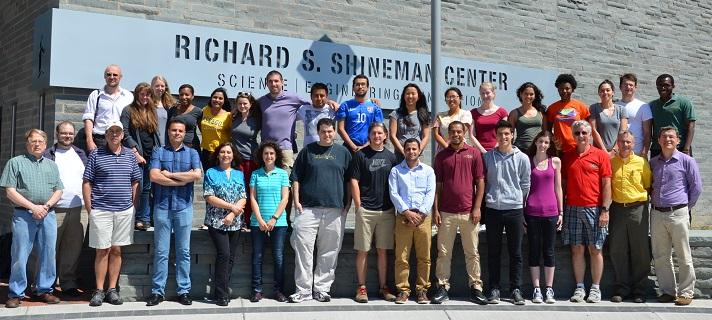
557, 108, 578, 124
368, 158, 390, 172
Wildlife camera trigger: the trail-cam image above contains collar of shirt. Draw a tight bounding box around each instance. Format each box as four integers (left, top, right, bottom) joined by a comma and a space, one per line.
99, 86, 130, 98
23, 153, 44, 162
166, 143, 186, 152
399, 160, 423, 172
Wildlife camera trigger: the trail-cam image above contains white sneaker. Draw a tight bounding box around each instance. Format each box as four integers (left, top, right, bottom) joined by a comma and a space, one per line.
570, 288, 585, 302
586, 288, 601, 303
545, 287, 556, 304
288, 292, 312, 303
531, 287, 543, 303
313, 291, 331, 302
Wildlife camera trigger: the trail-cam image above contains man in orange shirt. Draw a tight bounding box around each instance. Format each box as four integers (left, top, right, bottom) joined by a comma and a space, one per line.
545, 74, 590, 156
562, 120, 611, 304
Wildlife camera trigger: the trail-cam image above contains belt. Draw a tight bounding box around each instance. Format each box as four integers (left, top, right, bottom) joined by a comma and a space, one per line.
653, 204, 687, 212
612, 201, 646, 208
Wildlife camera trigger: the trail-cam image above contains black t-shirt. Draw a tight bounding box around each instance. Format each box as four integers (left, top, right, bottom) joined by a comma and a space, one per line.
291, 142, 352, 208
351, 146, 396, 210
138, 130, 156, 158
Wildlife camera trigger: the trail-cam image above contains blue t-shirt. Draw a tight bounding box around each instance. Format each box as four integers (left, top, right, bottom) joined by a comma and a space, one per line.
335, 99, 384, 146
249, 167, 290, 227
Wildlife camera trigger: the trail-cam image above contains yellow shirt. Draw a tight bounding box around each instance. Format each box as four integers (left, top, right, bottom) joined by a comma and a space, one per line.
611, 153, 651, 203
200, 107, 232, 152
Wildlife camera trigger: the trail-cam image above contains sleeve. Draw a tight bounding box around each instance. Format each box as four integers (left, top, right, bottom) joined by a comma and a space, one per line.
249, 170, 257, 188
519, 153, 531, 196
641, 158, 652, 190
619, 105, 629, 119
579, 102, 591, 120
473, 150, 485, 179
290, 149, 306, 183
0, 158, 18, 188
203, 170, 216, 197
434, 153, 443, 183
280, 170, 290, 187
588, 103, 599, 121
296, 105, 305, 121
388, 110, 398, 120
82, 151, 96, 183
388, 167, 407, 214
149, 147, 161, 170
641, 103, 653, 121
190, 148, 202, 170
299, 95, 311, 107
82, 90, 99, 121
236, 180, 247, 201
120, 108, 139, 149
335, 102, 348, 121
687, 158, 702, 208
433, 115, 442, 128
462, 110, 473, 125
684, 98, 696, 121
50, 163, 64, 191
421, 169, 436, 214
498, 107, 508, 120
600, 151, 612, 178
375, 106, 384, 122
130, 154, 142, 182
350, 152, 363, 180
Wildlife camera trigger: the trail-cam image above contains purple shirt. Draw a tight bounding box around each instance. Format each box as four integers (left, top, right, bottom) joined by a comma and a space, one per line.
650, 150, 702, 208
258, 91, 310, 151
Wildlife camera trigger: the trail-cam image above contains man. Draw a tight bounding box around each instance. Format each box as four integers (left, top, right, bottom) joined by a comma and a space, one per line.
615, 73, 652, 157
82, 64, 134, 152
351, 122, 397, 303
483, 120, 531, 305
297, 82, 336, 147
1, 129, 63, 308
649, 74, 696, 158
288, 118, 352, 303
388, 138, 435, 304
650, 127, 702, 306
42, 121, 88, 296
562, 120, 611, 303
609, 131, 652, 303
431, 121, 488, 305
145, 119, 202, 306
83, 121, 142, 306
336, 75, 384, 153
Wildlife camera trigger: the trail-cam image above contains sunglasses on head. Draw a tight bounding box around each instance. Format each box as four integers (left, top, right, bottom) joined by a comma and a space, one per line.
237, 91, 252, 98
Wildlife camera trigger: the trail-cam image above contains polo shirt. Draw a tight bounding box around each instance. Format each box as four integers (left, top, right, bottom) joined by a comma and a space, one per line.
434, 144, 484, 213
649, 94, 696, 151
258, 91, 311, 151
250, 167, 290, 227
82, 87, 134, 135
150, 144, 202, 211
611, 154, 651, 203
545, 99, 590, 153
83, 146, 142, 211
0, 154, 63, 205
563, 145, 611, 207
650, 150, 702, 208
335, 99, 384, 146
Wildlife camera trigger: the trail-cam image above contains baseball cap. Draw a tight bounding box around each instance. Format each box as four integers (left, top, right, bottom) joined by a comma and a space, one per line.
106, 121, 123, 131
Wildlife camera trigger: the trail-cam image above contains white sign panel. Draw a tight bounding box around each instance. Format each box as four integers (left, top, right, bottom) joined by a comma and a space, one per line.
44, 9, 559, 110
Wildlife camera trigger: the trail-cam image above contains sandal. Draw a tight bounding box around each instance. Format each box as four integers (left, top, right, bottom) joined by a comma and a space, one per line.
135, 222, 148, 231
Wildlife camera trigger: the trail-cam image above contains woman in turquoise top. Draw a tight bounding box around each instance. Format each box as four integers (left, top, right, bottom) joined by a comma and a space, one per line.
203, 142, 246, 306
248, 141, 290, 302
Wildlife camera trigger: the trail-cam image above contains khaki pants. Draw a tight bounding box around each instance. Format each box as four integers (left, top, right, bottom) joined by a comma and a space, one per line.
394, 215, 431, 294
651, 206, 696, 298
435, 211, 482, 291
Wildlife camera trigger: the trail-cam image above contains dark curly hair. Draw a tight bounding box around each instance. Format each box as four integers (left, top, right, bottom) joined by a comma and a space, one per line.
554, 74, 577, 90
209, 142, 242, 169
516, 82, 545, 112
255, 141, 285, 169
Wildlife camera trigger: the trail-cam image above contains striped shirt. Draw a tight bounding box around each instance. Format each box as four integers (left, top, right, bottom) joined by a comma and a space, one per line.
83, 146, 141, 211
0, 154, 63, 205
250, 167, 290, 227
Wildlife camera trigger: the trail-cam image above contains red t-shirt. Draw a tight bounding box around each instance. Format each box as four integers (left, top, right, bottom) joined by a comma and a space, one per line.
545, 99, 590, 153
434, 144, 484, 213
563, 146, 612, 207
471, 107, 509, 151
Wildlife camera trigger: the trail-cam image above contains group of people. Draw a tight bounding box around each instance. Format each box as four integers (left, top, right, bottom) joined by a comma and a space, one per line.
2, 64, 702, 309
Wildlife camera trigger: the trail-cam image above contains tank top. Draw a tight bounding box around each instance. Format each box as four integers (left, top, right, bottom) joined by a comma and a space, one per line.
513, 108, 543, 151
526, 157, 559, 217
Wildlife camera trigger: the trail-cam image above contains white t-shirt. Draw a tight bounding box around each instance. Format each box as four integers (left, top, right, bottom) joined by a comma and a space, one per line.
54, 147, 86, 208
297, 104, 336, 146
615, 98, 652, 154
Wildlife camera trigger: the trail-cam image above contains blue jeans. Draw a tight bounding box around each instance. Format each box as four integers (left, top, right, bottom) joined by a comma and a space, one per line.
151, 206, 192, 295
9, 208, 57, 298
136, 164, 153, 225
250, 226, 287, 293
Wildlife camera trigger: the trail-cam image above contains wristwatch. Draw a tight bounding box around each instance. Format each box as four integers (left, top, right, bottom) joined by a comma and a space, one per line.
600, 206, 609, 212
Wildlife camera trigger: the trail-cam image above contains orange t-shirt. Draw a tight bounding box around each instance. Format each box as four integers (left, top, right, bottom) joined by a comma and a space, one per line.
546, 99, 590, 153
563, 146, 611, 207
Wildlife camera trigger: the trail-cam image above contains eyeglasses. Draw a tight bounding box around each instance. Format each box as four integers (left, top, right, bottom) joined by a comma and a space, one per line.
237, 91, 252, 98
446, 96, 460, 100
105, 73, 120, 77
28, 139, 46, 145
574, 131, 589, 136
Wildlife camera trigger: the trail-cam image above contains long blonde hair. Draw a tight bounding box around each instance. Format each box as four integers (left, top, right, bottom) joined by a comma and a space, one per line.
129, 82, 158, 133
151, 75, 176, 108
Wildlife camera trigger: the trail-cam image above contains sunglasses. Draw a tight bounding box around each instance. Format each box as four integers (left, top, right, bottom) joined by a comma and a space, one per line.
105, 73, 120, 77
574, 131, 589, 136
237, 91, 252, 98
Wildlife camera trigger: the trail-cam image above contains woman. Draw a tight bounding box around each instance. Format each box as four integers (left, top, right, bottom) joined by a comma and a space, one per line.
508, 82, 545, 151
470, 82, 508, 153
544, 74, 590, 155
168, 84, 203, 150
389, 83, 431, 162
120, 82, 161, 231
200, 88, 232, 170
248, 141, 289, 303
151, 75, 176, 146
525, 131, 563, 304
231, 91, 261, 226
203, 143, 246, 306
589, 79, 629, 155
433, 87, 472, 150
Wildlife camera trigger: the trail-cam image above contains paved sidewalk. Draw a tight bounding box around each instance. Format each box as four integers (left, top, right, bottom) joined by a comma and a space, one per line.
2, 297, 711, 320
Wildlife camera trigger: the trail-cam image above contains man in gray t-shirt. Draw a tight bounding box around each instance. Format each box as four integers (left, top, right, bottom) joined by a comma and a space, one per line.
297, 83, 336, 147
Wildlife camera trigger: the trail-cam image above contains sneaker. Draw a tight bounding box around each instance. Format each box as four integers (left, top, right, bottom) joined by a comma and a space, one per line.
545, 287, 556, 304
288, 292, 312, 303
487, 288, 500, 304
416, 291, 429, 304
106, 288, 123, 305
274, 291, 287, 302
395, 291, 409, 304
355, 285, 368, 303
675, 296, 692, 306
313, 291, 331, 302
89, 289, 105, 307
570, 288, 585, 302
470, 288, 488, 305
379, 287, 396, 302
511, 288, 525, 305
249, 291, 263, 302
431, 285, 449, 304
657, 293, 675, 303
586, 288, 601, 303
531, 287, 543, 304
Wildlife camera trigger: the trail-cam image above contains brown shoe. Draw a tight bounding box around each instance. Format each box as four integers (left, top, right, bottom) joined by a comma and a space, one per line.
379, 287, 396, 302
657, 293, 675, 303
416, 291, 429, 304
5, 297, 21, 308
395, 291, 409, 304
675, 296, 692, 306
38, 293, 61, 304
